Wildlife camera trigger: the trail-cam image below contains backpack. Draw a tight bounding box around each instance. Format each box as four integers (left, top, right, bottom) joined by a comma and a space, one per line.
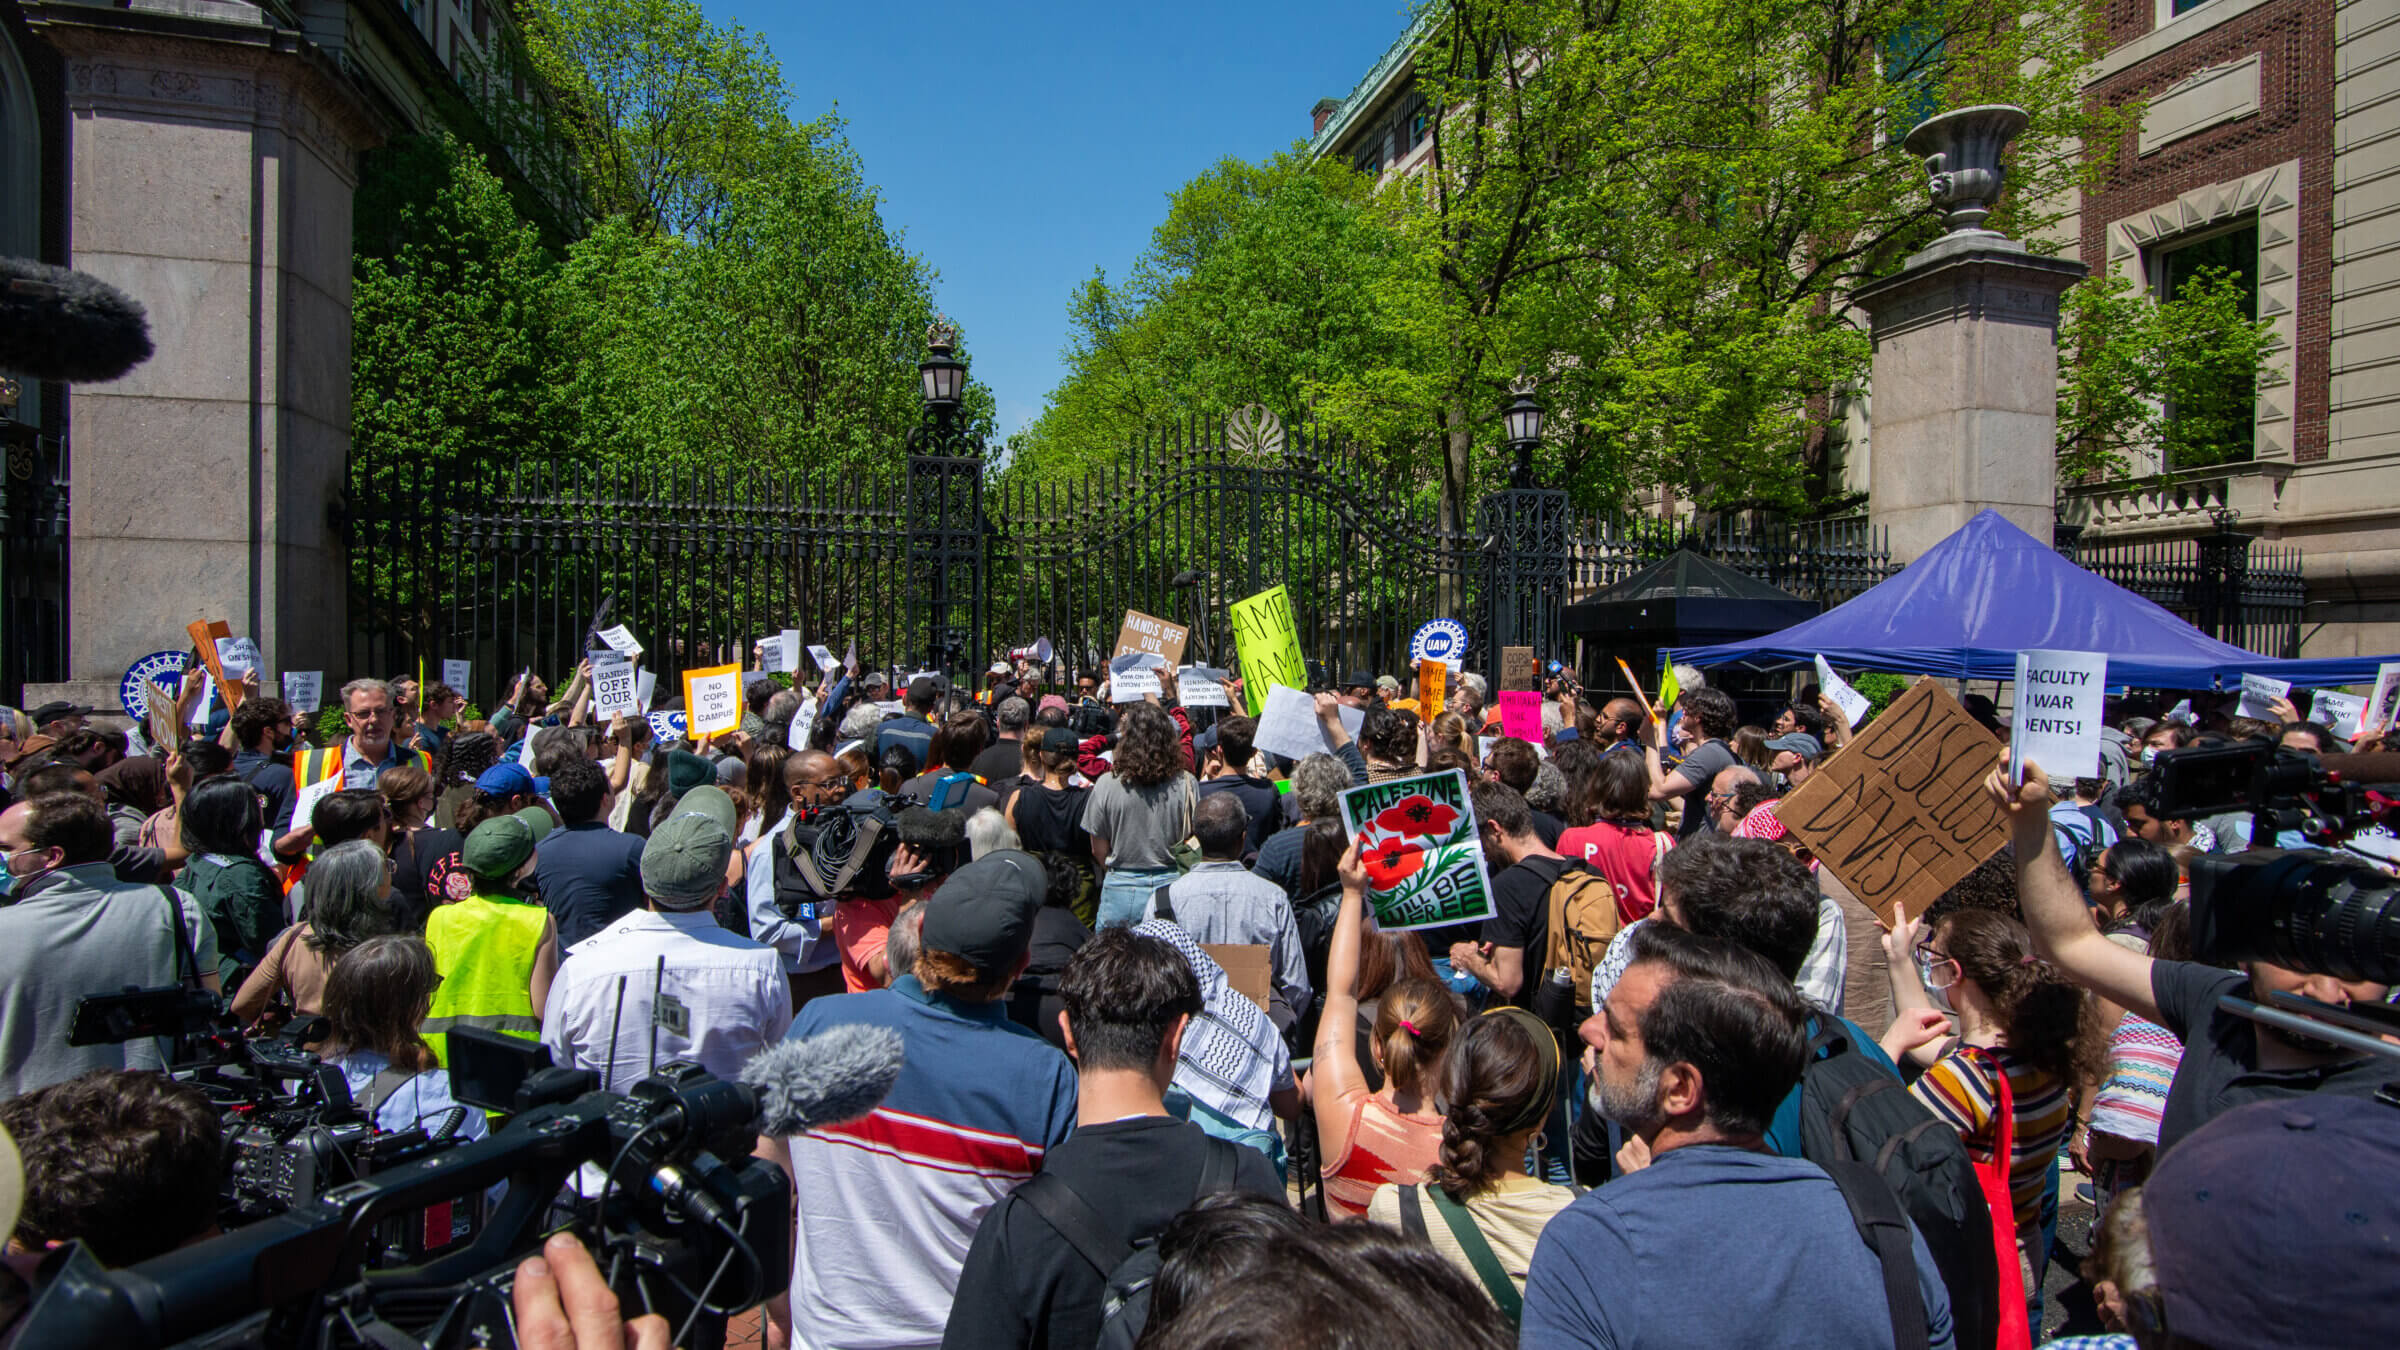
1016, 1134, 1243, 1350
1795, 1019, 1999, 1350
923, 770, 983, 812
2061, 804, 2113, 879
1530, 857, 1619, 1032
771, 791, 898, 920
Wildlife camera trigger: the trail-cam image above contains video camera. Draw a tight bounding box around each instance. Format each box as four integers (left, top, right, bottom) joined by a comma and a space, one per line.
2149, 741, 2400, 987
17, 1060, 791, 1350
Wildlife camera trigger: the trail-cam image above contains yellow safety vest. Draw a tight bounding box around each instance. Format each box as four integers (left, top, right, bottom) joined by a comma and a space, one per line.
422, 892, 548, 1068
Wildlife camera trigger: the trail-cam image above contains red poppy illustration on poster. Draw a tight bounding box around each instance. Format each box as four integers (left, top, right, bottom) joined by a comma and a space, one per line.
1337, 770, 1495, 932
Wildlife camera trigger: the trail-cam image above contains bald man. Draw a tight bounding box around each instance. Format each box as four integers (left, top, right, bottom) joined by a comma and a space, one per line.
747, 749, 855, 1005
1598, 698, 1647, 753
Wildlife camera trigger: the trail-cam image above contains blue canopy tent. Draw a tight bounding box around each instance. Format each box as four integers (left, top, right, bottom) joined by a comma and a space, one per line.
1669, 510, 2392, 688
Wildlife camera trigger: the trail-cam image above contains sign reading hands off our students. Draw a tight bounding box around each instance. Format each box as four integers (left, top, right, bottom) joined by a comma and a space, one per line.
1778, 678, 2009, 924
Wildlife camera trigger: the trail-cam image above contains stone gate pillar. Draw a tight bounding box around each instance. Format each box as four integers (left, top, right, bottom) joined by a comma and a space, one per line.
26, 2, 384, 686
1853, 106, 2086, 565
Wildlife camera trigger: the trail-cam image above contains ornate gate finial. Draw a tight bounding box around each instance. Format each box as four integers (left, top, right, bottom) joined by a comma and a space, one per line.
1225, 405, 1285, 461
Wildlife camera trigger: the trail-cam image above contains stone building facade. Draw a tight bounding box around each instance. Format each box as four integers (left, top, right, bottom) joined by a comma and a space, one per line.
1306, 0, 2400, 662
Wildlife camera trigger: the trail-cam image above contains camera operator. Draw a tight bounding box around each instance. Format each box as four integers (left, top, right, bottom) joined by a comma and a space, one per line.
0, 793, 220, 1098
1986, 764, 2390, 1153
0, 1069, 222, 1264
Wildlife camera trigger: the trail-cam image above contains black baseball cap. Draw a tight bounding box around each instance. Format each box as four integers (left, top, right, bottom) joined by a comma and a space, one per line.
917, 849, 1046, 979
29, 701, 92, 725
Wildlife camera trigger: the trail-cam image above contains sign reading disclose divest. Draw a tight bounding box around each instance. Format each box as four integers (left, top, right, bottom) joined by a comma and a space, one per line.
1229, 585, 1307, 716
1778, 678, 2009, 924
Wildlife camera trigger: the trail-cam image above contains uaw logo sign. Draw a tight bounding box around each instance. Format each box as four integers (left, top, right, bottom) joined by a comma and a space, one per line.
1408, 620, 1468, 671
119, 650, 189, 718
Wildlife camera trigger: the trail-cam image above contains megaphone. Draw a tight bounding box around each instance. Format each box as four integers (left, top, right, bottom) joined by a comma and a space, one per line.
1010, 637, 1054, 665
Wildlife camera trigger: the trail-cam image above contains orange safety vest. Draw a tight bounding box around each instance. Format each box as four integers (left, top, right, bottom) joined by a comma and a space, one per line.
283, 741, 433, 891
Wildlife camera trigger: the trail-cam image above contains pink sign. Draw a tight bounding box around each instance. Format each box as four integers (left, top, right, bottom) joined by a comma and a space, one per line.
1497, 689, 1543, 741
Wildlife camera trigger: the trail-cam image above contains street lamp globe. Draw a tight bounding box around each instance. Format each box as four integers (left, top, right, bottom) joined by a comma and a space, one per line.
920, 317, 966, 409
1503, 391, 1543, 448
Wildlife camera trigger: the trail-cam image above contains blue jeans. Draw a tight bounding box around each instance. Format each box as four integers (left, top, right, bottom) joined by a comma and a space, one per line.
1098, 868, 1180, 928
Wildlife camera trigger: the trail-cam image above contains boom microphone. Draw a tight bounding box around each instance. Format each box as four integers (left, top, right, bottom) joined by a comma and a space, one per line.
741, 1023, 905, 1134
0, 257, 155, 383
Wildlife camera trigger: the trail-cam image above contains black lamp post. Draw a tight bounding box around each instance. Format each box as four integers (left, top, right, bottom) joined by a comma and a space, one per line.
1503, 380, 1543, 489
918, 319, 967, 422
907, 317, 984, 673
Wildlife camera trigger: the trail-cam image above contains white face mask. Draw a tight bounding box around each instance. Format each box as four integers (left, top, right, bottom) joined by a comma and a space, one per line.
2141, 746, 2162, 765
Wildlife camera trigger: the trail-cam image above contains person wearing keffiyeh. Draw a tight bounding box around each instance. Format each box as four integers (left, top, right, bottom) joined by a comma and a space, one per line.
1132, 919, 1299, 1162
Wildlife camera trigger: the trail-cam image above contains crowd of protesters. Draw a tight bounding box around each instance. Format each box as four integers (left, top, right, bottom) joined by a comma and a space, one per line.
0, 644, 2390, 1350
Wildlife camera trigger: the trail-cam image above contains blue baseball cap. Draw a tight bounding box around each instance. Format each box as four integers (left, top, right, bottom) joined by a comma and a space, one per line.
475, 761, 550, 797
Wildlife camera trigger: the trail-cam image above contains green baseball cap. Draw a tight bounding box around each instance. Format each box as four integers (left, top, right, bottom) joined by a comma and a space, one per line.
675, 784, 738, 836
642, 810, 734, 910
461, 813, 538, 879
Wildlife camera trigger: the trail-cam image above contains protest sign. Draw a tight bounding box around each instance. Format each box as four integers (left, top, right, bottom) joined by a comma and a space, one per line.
1229, 586, 1307, 715
292, 774, 341, 833
1814, 656, 1872, 729
1253, 683, 1365, 763
1418, 660, 1446, 722
755, 636, 783, 673
596, 624, 644, 661
185, 620, 232, 683
218, 636, 261, 681
789, 696, 820, 750
1110, 667, 1161, 702
2312, 690, 2366, 741
281, 670, 322, 715
683, 664, 743, 737
2235, 672, 2291, 721
188, 673, 216, 729
2009, 650, 2108, 783
1337, 770, 1496, 933
591, 653, 640, 719
119, 651, 188, 719
1179, 666, 1230, 708
141, 681, 182, 756
1114, 610, 1190, 666
441, 659, 471, 698
779, 629, 802, 673
1201, 945, 1273, 1014
635, 669, 657, 713
2164, 699, 2195, 726
1497, 689, 1543, 740
1409, 619, 1468, 671
807, 644, 839, 674
1501, 646, 1536, 690
1778, 679, 2009, 924
2366, 662, 2400, 735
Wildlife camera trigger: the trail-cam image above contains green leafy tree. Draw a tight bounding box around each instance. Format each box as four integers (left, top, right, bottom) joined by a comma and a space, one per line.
2055, 267, 2278, 481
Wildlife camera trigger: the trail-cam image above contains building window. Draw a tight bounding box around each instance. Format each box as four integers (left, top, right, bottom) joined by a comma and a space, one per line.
2148, 221, 2260, 467
1409, 103, 1430, 147
2169, 0, 2214, 15
1883, 21, 1944, 139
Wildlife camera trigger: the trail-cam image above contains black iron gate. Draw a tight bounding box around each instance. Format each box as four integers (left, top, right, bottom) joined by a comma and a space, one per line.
1, 414, 69, 697
348, 408, 1906, 703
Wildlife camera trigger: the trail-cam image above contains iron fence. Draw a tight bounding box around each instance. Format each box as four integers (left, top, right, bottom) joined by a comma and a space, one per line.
2073, 530, 2305, 659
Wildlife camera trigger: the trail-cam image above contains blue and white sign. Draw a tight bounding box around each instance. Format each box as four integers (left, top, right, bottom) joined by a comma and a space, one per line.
646, 710, 689, 743
119, 650, 189, 719
1408, 620, 1469, 671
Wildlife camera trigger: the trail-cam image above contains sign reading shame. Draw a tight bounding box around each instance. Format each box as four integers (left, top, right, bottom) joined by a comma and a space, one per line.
1779, 678, 2009, 924
1229, 586, 1307, 716
2009, 650, 2106, 783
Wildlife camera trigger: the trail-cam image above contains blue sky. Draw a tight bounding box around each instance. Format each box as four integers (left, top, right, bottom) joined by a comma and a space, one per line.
703, 0, 1416, 437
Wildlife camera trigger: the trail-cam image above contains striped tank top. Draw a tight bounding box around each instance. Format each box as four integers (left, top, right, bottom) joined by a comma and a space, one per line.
1324, 1093, 1445, 1221
1910, 1043, 2072, 1236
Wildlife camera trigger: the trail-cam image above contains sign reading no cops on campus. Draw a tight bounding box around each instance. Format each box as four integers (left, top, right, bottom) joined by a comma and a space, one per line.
683, 663, 743, 737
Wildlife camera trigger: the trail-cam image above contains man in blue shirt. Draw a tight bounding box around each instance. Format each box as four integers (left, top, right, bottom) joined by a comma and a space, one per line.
1526, 922, 1954, 1350
533, 756, 646, 948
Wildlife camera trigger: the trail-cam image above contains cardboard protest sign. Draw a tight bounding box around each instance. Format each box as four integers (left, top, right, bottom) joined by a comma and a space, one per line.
2366, 662, 2400, 735
2311, 690, 2366, 741
1337, 770, 1496, 933
2010, 650, 2107, 783
2235, 672, 2290, 721
1229, 586, 1307, 716
591, 653, 641, 720
1501, 646, 1536, 691
441, 659, 471, 698
1778, 679, 2009, 924
282, 671, 322, 714
1815, 656, 1871, 729
1418, 660, 1446, 722
1202, 945, 1273, 1014
141, 681, 182, 756
683, 664, 743, 737
596, 624, 644, 661
1253, 683, 1364, 763
1179, 666, 1230, 708
185, 619, 231, 683
1114, 610, 1190, 666
1497, 689, 1543, 740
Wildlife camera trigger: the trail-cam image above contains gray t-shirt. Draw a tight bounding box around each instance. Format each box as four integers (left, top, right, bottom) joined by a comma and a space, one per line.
1671, 739, 1740, 838
1082, 772, 1196, 872
0, 863, 222, 1098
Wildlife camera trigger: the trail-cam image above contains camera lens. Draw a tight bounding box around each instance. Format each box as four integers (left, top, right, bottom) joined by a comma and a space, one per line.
2190, 850, 2400, 986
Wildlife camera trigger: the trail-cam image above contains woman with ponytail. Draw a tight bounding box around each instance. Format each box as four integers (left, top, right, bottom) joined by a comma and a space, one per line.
1366, 1007, 1573, 1316
1314, 839, 1461, 1219
1884, 906, 2104, 1340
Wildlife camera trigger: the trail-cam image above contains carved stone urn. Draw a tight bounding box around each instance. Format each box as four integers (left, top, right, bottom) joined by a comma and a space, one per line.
1903, 105, 2030, 235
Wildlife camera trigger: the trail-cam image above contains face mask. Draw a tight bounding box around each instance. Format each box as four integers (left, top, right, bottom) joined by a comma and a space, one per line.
0, 869, 15, 902
2141, 747, 2161, 765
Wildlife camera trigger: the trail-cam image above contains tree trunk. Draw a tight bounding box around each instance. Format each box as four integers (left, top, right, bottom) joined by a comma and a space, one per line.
1438, 397, 1474, 618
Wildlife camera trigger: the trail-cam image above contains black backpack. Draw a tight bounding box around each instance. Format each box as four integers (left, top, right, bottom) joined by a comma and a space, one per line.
1015, 1135, 1242, 1350
1795, 1019, 1999, 1350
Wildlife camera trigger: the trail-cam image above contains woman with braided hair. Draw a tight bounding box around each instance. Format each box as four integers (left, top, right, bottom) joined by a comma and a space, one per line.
1366, 1006, 1574, 1317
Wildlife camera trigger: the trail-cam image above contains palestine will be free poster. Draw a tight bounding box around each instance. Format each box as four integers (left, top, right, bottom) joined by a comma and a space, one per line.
1336, 770, 1496, 933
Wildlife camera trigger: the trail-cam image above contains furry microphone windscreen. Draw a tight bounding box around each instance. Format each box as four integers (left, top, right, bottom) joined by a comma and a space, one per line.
741, 1023, 906, 1135
0, 258, 155, 384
